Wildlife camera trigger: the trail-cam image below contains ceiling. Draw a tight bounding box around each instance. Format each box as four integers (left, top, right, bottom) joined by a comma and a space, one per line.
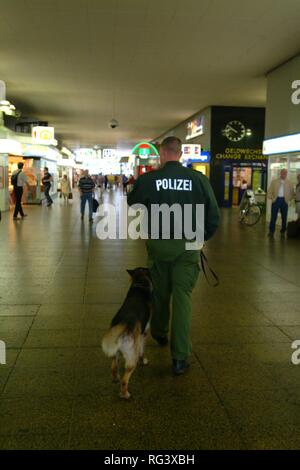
0, 0, 300, 150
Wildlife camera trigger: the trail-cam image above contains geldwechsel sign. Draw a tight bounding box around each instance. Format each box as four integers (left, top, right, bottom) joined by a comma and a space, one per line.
215, 147, 268, 161
209, 106, 266, 207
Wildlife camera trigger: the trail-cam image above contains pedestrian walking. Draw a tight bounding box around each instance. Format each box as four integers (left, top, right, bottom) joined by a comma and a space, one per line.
42, 167, 53, 207
127, 136, 220, 375
78, 170, 95, 222
267, 169, 295, 237
122, 174, 128, 195
61, 174, 71, 202
11, 162, 29, 220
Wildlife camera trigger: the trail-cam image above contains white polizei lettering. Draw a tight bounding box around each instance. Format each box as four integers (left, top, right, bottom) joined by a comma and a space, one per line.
177, 179, 183, 190
183, 179, 189, 191
168, 178, 174, 190
155, 178, 192, 191
162, 178, 168, 189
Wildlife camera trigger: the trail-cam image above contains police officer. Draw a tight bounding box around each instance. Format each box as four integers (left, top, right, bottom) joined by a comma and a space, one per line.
127, 136, 220, 375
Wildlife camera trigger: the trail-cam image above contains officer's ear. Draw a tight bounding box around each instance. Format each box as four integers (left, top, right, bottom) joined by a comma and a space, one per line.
126, 269, 135, 277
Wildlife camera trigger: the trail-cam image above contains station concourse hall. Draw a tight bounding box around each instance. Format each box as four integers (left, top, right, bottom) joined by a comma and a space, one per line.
1, 0, 300, 456
0, 192, 300, 450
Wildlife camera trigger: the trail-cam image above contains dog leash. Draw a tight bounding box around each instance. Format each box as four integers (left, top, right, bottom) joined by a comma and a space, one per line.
199, 251, 219, 287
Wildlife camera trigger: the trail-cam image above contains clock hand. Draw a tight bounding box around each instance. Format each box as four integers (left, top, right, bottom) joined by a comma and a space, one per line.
227, 125, 238, 134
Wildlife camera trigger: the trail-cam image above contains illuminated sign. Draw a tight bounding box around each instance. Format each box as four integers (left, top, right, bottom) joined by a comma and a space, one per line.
216, 148, 267, 161
197, 151, 210, 163
131, 142, 159, 159
182, 144, 201, 158
186, 116, 204, 140
103, 149, 117, 159
263, 133, 300, 155
32, 126, 56, 146
74, 148, 96, 163
0, 139, 23, 155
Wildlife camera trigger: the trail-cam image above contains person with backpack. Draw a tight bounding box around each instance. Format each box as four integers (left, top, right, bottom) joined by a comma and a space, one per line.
42, 167, 53, 207
11, 162, 29, 220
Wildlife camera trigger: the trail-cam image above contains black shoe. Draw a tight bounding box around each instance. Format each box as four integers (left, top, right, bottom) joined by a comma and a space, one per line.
268, 232, 274, 238
21, 214, 28, 218
172, 359, 190, 376
152, 335, 168, 346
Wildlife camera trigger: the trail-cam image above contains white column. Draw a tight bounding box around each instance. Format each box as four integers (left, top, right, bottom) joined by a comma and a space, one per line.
0, 153, 9, 212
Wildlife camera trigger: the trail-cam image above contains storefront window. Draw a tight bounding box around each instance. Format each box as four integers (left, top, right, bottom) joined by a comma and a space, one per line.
269, 157, 288, 181
289, 154, 300, 185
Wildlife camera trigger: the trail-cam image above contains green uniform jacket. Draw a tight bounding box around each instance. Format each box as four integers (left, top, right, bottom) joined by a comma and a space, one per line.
127, 161, 220, 241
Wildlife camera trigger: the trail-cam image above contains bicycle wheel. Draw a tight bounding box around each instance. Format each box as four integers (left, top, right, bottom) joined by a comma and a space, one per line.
243, 205, 261, 226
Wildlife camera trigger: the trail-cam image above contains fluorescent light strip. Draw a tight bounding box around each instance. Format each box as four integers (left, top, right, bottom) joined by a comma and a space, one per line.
263, 133, 300, 155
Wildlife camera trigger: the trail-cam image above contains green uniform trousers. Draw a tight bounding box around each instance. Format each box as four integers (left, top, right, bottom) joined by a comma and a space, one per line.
146, 239, 200, 360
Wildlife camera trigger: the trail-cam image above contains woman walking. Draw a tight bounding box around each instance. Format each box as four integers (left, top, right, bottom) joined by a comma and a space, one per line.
61, 174, 71, 202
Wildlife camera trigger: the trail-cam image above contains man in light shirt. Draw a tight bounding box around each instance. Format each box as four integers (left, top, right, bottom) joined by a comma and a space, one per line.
267, 169, 295, 237
12, 162, 29, 220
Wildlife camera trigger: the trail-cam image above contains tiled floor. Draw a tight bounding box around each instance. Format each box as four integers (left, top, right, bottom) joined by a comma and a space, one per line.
0, 191, 300, 450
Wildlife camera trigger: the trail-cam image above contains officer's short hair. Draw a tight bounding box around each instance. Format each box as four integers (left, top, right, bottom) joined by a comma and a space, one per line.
17, 162, 24, 169
161, 136, 182, 154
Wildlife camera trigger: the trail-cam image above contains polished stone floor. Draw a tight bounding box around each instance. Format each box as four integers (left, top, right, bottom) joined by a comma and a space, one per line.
0, 190, 300, 450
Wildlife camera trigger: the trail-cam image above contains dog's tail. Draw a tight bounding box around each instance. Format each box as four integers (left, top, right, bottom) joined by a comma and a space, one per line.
101, 324, 127, 357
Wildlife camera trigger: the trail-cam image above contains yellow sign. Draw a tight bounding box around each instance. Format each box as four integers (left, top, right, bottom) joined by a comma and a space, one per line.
32, 126, 56, 145
216, 147, 268, 161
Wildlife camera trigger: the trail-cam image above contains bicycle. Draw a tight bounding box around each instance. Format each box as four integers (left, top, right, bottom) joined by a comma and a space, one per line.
238, 189, 261, 226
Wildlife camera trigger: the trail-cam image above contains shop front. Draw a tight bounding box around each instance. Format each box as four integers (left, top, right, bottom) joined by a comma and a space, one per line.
216, 155, 268, 207
263, 134, 300, 221
210, 106, 267, 207
13, 144, 59, 204
181, 144, 210, 176
156, 106, 266, 207
263, 54, 300, 222
131, 142, 160, 177
57, 147, 76, 189
0, 138, 23, 212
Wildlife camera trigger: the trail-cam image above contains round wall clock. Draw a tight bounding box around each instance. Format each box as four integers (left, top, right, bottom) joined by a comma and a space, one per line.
223, 120, 246, 142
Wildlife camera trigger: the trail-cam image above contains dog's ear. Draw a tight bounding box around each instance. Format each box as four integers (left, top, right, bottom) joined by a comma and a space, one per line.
126, 269, 135, 277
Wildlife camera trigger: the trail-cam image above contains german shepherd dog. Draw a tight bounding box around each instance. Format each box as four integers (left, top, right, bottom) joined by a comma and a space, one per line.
102, 268, 152, 399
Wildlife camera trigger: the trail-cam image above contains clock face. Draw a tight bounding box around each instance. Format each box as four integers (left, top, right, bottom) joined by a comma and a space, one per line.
223, 120, 246, 142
